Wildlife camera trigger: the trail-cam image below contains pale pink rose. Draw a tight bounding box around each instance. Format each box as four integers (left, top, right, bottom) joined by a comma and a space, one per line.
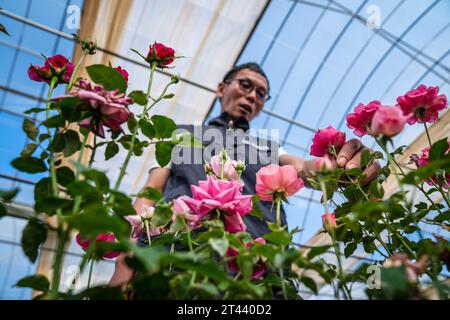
124, 207, 160, 239
313, 156, 334, 172
410, 142, 450, 189
310, 126, 346, 157
321, 212, 337, 229
397, 84, 448, 124
54, 80, 132, 138
255, 164, 304, 201
209, 154, 238, 180
28, 54, 74, 85
75, 233, 120, 259
183, 176, 252, 219
346, 100, 381, 137
227, 237, 267, 280
370, 105, 406, 137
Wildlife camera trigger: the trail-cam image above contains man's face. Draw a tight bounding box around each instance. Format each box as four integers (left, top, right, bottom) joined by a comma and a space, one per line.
216, 69, 269, 122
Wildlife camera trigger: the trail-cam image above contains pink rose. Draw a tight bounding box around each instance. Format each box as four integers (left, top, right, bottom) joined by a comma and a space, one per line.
370, 105, 406, 137
410, 142, 450, 189
321, 212, 337, 229
182, 176, 252, 233
146, 42, 175, 68
255, 164, 304, 201
172, 196, 201, 228
209, 154, 238, 181
226, 237, 267, 280
75, 233, 120, 259
223, 214, 247, 233
346, 100, 381, 137
114, 66, 129, 83
27, 54, 74, 85
397, 84, 448, 125
54, 80, 132, 138
313, 156, 334, 172
125, 207, 161, 238
310, 126, 346, 157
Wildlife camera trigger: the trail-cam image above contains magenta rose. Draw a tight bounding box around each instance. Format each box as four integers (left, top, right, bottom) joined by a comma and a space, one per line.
226, 237, 267, 280
410, 143, 450, 189
28, 54, 74, 85
346, 100, 381, 137
310, 125, 346, 157
146, 42, 175, 68
397, 84, 448, 125
370, 105, 406, 138
114, 66, 129, 83
75, 233, 120, 259
255, 164, 304, 201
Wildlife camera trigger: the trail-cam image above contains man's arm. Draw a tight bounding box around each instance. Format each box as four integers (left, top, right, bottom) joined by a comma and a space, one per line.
279, 139, 380, 186
108, 167, 171, 290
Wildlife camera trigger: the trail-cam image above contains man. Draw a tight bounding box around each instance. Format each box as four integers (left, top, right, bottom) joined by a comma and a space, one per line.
109, 62, 380, 288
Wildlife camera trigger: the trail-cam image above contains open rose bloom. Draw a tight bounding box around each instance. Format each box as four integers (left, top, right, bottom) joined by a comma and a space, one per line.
54, 80, 133, 138
346, 100, 381, 137
226, 237, 267, 280
146, 42, 176, 68
255, 164, 304, 201
369, 105, 406, 138
310, 125, 346, 157
28, 54, 74, 85
182, 176, 252, 233
411, 143, 450, 189
397, 84, 448, 125
75, 233, 120, 259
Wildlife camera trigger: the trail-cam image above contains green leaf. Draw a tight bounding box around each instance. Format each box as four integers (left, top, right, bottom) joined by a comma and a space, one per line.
129, 246, 167, 274
307, 245, 331, 259
24, 107, 46, 114
155, 141, 174, 167
82, 169, 109, 193
11, 157, 47, 173
429, 138, 449, 161
67, 205, 129, 238
59, 97, 82, 122
151, 203, 172, 228
361, 148, 372, 167
20, 143, 37, 158
344, 242, 357, 258
109, 191, 136, 216
369, 180, 384, 199
128, 90, 148, 106
21, 219, 48, 263
140, 119, 156, 139
0, 204, 6, 219
163, 93, 175, 99
105, 141, 119, 160
249, 195, 264, 220
86, 64, 127, 93
127, 115, 138, 133
173, 132, 203, 148
263, 229, 292, 246
22, 119, 38, 141
138, 187, 163, 202
73, 286, 124, 300
131, 274, 170, 300
56, 166, 75, 187
52, 132, 65, 152
300, 276, 318, 295
0, 23, 10, 36
0, 188, 19, 202
151, 115, 176, 139
66, 180, 97, 196
16, 275, 49, 292
209, 238, 229, 257
42, 115, 65, 128
34, 178, 51, 203
35, 197, 73, 215
62, 130, 81, 157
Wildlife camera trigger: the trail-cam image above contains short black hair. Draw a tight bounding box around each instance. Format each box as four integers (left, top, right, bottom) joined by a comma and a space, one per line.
222, 62, 270, 92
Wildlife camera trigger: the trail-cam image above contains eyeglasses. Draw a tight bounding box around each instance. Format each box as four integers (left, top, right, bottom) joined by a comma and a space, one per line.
225, 78, 271, 102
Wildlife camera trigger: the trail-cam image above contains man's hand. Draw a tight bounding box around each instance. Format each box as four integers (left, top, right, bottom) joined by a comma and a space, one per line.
335, 138, 381, 185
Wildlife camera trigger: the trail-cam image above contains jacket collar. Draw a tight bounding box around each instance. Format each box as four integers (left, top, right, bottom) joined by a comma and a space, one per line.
207, 111, 250, 131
